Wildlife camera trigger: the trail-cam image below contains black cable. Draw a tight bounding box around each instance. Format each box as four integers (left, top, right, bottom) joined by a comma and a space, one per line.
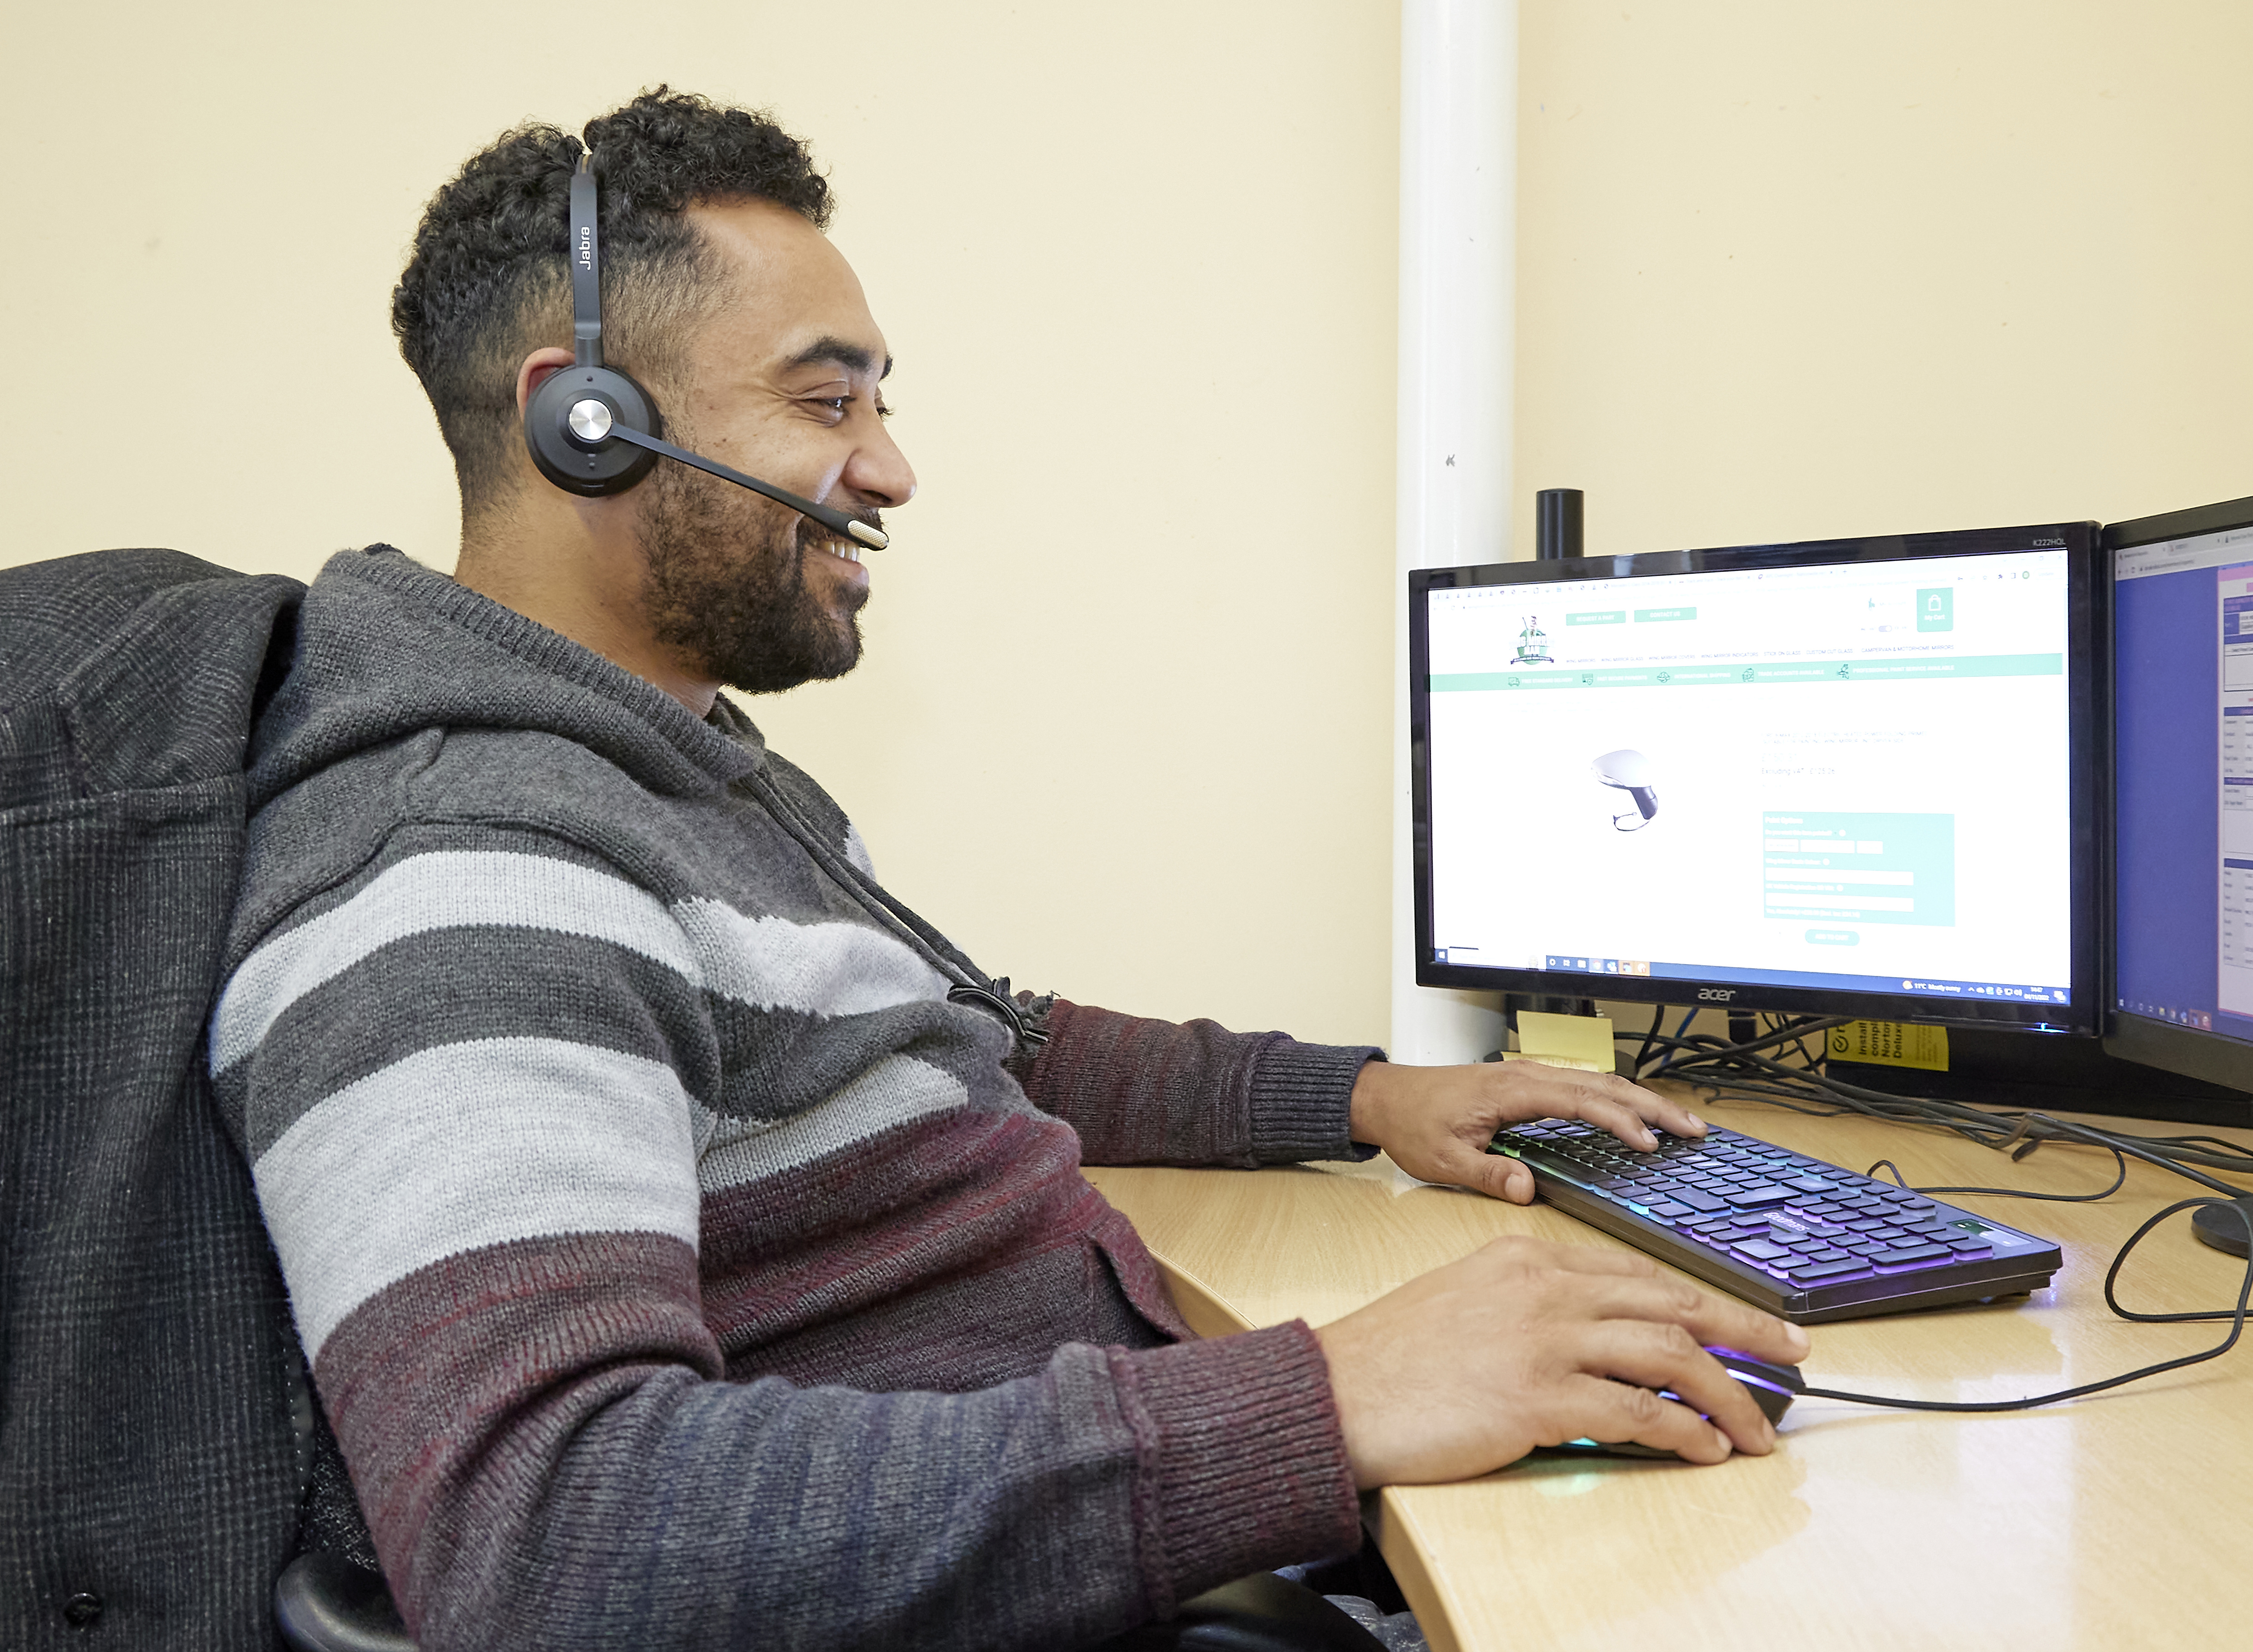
1630, 1004, 1665, 1076
1798, 1199, 2253, 1412
1640, 1020, 2253, 1177
1867, 1147, 2132, 1205
1612, 1001, 2253, 1417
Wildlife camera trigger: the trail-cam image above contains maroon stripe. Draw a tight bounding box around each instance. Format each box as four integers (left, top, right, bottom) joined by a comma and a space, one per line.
697, 1108, 1190, 1357
311, 1231, 712, 1630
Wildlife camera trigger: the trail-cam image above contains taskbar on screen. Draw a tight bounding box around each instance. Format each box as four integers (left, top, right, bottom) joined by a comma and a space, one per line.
1427, 948, 2070, 1007
2115, 1000, 2253, 1041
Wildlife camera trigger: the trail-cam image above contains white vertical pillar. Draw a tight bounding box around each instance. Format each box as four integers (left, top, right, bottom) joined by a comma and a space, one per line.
1392, 0, 1516, 1064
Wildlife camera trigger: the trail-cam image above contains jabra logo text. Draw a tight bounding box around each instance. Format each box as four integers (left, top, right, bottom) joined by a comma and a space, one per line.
1697, 987, 1736, 1001
577, 227, 593, 270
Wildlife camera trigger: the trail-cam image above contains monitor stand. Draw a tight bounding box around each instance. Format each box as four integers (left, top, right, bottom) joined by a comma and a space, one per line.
2192, 1199, 2252, 1258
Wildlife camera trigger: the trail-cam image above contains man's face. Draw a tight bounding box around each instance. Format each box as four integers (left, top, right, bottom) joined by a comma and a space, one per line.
634, 198, 915, 694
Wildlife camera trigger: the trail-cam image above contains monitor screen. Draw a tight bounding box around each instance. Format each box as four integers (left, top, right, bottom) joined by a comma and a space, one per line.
2108, 496, 2253, 1087
1410, 524, 2099, 1031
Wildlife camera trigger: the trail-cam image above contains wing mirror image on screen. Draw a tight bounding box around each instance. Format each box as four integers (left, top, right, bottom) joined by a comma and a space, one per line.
1593, 748, 1659, 831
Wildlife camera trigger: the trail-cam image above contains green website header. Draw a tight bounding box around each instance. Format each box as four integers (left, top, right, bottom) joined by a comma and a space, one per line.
1428, 652, 2063, 693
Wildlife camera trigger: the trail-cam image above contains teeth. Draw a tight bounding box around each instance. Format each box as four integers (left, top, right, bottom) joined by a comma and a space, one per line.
820, 538, 861, 564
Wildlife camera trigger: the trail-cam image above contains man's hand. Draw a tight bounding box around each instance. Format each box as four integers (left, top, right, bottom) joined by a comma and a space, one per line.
1349, 1058, 1703, 1202
1313, 1236, 1811, 1486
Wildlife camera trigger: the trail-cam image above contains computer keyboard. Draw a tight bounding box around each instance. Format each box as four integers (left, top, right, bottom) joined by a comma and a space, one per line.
1489, 1119, 2063, 1323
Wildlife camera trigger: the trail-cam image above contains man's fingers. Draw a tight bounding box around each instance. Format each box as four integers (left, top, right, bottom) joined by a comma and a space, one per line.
1549, 1084, 1662, 1150
1576, 1323, 1778, 1455
1553, 1373, 1734, 1464
1559, 1072, 1711, 1149
1676, 1288, 1814, 1368
1566, 1267, 1812, 1367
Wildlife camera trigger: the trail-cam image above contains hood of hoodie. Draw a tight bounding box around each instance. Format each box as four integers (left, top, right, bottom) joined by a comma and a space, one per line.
246, 546, 767, 813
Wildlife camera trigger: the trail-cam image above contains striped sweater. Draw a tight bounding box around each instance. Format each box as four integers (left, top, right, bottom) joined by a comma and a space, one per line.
210, 547, 1375, 1652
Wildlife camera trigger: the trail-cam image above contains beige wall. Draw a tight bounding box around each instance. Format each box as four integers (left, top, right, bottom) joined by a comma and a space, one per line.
15, 2, 2251, 1050
1516, 0, 2253, 559
5, 1, 1404, 1045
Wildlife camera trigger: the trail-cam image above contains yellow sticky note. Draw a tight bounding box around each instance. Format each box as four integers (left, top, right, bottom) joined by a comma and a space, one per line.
1828, 1019, 1949, 1072
1510, 1011, 1616, 1074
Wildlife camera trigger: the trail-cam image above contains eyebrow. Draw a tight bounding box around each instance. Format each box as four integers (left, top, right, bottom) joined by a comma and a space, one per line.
782, 335, 893, 380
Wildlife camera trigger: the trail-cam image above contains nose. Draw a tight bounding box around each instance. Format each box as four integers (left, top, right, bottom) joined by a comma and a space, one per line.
844, 415, 916, 511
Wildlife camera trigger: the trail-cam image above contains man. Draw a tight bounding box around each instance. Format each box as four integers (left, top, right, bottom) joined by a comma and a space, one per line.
213, 90, 1807, 1652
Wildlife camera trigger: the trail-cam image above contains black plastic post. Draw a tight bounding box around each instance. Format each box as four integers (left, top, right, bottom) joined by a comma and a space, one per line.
1507, 489, 1598, 1043
1535, 488, 1584, 560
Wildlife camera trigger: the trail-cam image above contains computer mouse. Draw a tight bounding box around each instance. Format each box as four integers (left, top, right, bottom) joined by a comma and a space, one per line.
1539, 1347, 1803, 1462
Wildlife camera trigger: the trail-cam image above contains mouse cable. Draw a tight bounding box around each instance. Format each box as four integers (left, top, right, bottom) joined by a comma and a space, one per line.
1795, 1197, 2253, 1412
1615, 1008, 2253, 1412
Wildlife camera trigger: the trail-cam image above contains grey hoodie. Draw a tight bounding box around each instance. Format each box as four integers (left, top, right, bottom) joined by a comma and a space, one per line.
211, 546, 1375, 1652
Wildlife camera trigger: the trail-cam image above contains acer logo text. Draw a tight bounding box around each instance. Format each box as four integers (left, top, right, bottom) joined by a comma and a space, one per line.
1698, 987, 1736, 1001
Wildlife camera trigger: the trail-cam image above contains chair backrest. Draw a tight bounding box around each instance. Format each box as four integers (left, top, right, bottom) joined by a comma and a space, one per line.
1, 550, 310, 1650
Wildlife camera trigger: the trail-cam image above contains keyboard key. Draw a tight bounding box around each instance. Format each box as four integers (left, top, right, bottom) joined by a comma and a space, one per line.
1786, 1175, 1836, 1194
1944, 1237, 1994, 1255
1731, 1238, 1794, 1262
1728, 1184, 1794, 1208
1868, 1243, 1953, 1268
1643, 1200, 1692, 1217
1672, 1189, 1730, 1213
1787, 1259, 1872, 1281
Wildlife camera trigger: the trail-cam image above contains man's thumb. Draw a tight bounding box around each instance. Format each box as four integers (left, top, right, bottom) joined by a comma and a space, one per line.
1462, 1146, 1530, 1203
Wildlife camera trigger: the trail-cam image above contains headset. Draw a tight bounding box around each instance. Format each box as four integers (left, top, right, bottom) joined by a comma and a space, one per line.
522, 153, 888, 552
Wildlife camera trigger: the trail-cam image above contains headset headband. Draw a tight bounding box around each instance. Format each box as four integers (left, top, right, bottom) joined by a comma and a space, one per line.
570, 154, 604, 369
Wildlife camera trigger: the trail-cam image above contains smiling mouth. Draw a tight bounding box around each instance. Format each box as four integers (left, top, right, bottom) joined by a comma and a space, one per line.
801, 526, 867, 566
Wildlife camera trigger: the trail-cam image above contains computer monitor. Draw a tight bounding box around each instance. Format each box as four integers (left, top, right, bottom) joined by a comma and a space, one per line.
1409, 522, 2101, 1032
2107, 495, 2253, 1090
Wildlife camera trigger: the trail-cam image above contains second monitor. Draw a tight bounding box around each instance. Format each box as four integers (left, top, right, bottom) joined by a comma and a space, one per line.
1409, 521, 2101, 1034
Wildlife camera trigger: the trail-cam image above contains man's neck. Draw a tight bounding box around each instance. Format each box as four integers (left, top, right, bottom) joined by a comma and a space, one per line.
454, 528, 720, 718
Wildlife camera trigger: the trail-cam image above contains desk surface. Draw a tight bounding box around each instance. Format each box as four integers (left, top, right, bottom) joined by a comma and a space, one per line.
1083, 1097, 2253, 1652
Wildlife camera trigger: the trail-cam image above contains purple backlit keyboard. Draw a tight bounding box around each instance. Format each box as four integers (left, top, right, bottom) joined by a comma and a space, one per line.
1490, 1120, 2062, 1324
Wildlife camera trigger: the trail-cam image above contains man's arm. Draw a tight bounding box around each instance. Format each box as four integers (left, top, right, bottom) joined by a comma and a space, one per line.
211, 833, 1360, 1652
1017, 999, 1377, 1167
1020, 999, 1712, 1187
1021, 1010, 1811, 1470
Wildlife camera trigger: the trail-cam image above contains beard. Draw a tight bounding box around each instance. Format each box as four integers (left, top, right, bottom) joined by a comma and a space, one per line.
634, 449, 871, 695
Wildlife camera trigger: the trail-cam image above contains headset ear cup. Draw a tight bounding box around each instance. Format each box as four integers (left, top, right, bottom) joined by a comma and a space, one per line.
523, 364, 664, 496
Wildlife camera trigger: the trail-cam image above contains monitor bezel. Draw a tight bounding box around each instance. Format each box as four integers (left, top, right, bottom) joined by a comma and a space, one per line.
2102, 496, 2253, 1089
1408, 522, 2103, 1033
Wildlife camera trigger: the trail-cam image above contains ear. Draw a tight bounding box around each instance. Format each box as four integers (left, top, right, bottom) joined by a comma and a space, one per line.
516, 347, 577, 415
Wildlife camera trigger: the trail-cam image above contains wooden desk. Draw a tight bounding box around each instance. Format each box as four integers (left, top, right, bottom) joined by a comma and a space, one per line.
1084, 1099, 2253, 1652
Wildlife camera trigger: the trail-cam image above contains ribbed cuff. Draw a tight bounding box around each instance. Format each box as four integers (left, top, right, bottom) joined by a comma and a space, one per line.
1247, 1040, 1384, 1163
1109, 1321, 1363, 1614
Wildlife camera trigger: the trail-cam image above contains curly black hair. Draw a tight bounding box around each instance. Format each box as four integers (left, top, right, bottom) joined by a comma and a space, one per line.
393, 88, 832, 512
